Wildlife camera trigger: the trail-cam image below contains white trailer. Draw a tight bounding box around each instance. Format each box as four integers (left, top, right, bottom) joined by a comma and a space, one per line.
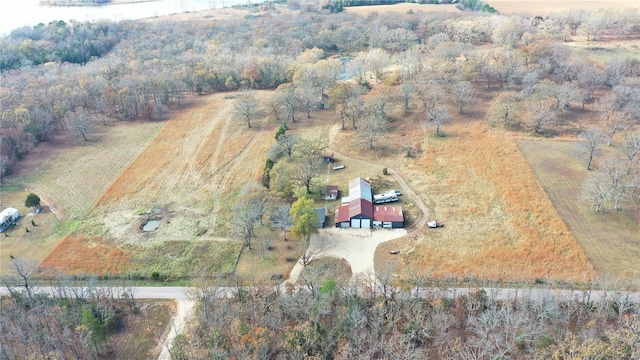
0, 207, 20, 232
373, 193, 398, 204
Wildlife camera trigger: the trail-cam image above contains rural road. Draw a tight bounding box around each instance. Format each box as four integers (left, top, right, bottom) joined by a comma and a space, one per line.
2, 285, 639, 304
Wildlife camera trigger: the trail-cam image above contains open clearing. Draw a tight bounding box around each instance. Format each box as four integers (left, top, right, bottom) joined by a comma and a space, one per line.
0, 120, 164, 276
7, 67, 632, 285
345, 3, 460, 16
488, 0, 639, 16
373, 118, 596, 283
18, 87, 604, 283
40, 93, 272, 278
517, 140, 640, 278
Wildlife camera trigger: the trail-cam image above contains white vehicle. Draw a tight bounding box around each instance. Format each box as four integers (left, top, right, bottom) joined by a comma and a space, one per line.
373, 193, 399, 204
333, 165, 345, 170
386, 190, 401, 196
427, 220, 444, 228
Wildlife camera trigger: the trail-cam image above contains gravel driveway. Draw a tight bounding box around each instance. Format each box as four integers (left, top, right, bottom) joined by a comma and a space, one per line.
287, 227, 407, 284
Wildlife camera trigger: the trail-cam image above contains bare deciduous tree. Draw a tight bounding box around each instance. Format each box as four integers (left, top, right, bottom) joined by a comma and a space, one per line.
298, 136, 325, 159
2, 256, 39, 299
416, 81, 444, 114
578, 128, 604, 170
231, 183, 268, 249
356, 113, 387, 150
487, 92, 521, 128
451, 80, 476, 114
233, 92, 259, 128
270, 205, 291, 241
276, 133, 300, 160
395, 82, 414, 115
597, 95, 630, 146
328, 83, 365, 130
290, 156, 323, 194
527, 98, 556, 134
65, 107, 92, 141
276, 84, 299, 123
426, 104, 451, 138
621, 131, 640, 174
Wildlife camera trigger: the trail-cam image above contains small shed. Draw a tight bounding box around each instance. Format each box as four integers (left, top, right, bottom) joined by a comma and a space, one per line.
322, 153, 335, 163
323, 185, 339, 200
315, 208, 326, 228
0, 207, 20, 232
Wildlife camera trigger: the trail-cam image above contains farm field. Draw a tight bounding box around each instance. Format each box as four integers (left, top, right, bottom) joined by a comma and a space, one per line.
488, 0, 639, 16
0, 120, 165, 276
4, 87, 606, 283
374, 117, 597, 283
345, 3, 460, 16
37, 93, 271, 278
517, 140, 640, 278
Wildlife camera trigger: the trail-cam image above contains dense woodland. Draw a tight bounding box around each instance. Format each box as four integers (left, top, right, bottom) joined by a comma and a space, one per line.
171, 282, 640, 359
1, 265, 141, 359
2, 271, 639, 359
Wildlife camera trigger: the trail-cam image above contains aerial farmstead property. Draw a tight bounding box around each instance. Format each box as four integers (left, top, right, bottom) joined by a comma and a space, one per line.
335, 177, 404, 229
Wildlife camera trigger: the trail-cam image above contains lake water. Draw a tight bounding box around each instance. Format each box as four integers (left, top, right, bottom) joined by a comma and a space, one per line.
0, 0, 259, 36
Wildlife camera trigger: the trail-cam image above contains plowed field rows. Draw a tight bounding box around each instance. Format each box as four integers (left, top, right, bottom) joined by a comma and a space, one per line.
7, 121, 165, 221
42, 92, 274, 276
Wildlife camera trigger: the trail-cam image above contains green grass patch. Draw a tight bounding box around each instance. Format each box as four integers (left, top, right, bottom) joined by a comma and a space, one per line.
131, 240, 240, 281
297, 257, 352, 286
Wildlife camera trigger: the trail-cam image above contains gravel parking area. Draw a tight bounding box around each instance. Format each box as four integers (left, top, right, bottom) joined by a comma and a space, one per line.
287, 227, 407, 283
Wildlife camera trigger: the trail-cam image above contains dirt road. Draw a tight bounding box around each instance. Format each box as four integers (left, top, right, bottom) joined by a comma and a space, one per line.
327, 124, 431, 230
157, 300, 195, 360
306, 124, 432, 285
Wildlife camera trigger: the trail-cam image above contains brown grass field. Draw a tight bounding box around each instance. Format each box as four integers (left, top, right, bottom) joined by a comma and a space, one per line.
9, 86, 606, 283
374, 118, 597, 283
39, 93, 271, 277
0, 121, 164, 276
488, 0, 639, 16
517, 140, 640, 278
345, 3, 460, 16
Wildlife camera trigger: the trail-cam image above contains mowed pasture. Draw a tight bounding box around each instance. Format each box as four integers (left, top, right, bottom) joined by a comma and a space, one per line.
0, 120, 165, 276
517, 140, 640, 278
3, 120, 165, 221
41, 92, 274, 278
488, 0, 639, 16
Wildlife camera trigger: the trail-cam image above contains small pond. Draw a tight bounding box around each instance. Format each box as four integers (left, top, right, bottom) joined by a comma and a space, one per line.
142, 219, 161, 232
